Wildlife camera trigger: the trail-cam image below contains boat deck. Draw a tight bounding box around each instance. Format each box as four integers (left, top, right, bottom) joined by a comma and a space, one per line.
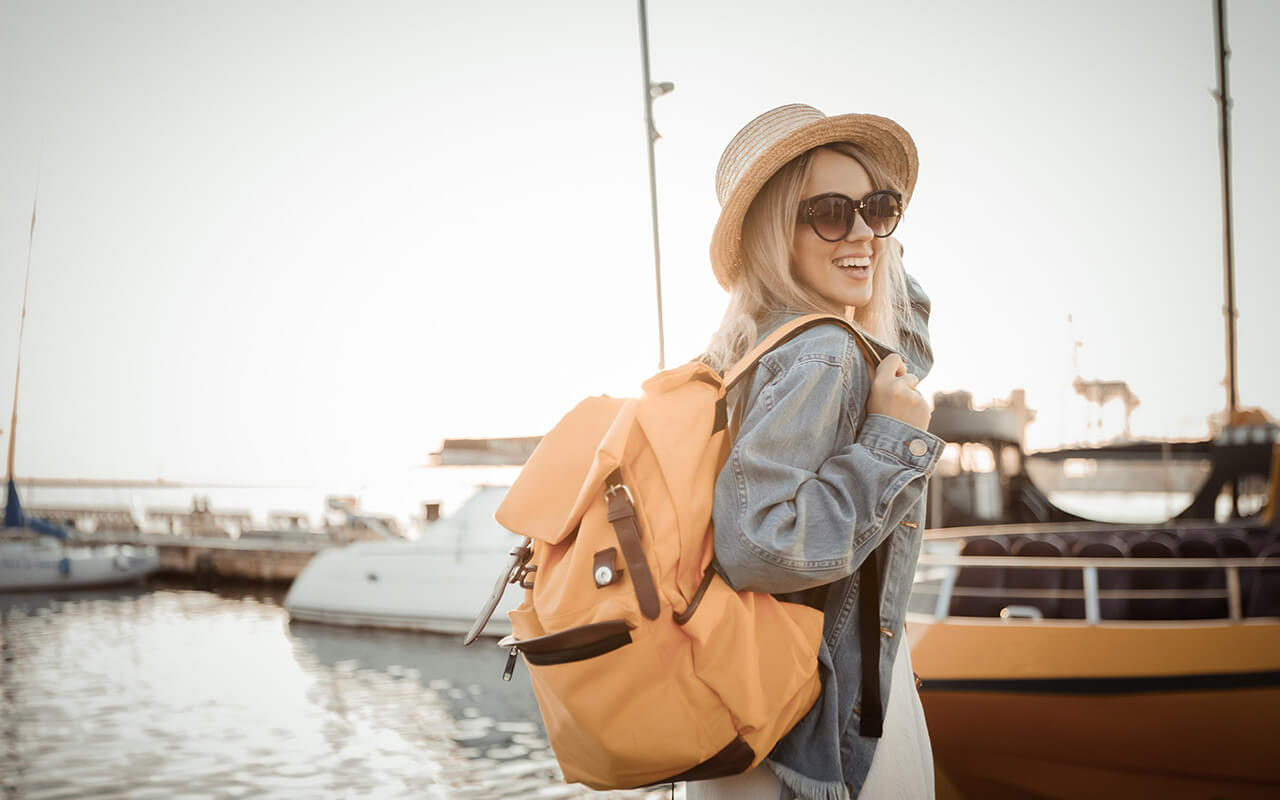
914, 521, 1280, 623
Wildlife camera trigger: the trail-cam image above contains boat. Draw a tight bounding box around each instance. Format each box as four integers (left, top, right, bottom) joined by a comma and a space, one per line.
0, 519, 160, 591
283, 483, 522, 635
1, 195, 159, 592
912, 401, 1280, 798
910, 430, 1280, 797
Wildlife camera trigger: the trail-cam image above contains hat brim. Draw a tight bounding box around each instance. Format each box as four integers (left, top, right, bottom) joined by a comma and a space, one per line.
710, 113, 918, 290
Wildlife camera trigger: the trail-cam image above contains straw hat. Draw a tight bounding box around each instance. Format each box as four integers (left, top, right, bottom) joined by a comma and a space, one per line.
709, 103, 918, 289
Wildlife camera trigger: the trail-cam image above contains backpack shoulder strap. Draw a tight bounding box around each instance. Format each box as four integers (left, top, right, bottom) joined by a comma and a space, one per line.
722, 313, 885, 391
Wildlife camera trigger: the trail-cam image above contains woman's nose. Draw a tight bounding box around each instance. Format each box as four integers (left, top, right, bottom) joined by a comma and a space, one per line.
845, 210, 874, 242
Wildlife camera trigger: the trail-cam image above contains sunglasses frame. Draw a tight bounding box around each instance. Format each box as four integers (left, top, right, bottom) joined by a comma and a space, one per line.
796, 190, 903, 241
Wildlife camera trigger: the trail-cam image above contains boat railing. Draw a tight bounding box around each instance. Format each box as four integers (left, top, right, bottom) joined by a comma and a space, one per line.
914, 552, 1280, 624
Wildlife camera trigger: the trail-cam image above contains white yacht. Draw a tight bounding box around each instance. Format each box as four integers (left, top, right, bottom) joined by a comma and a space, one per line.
283, 484, 521, 635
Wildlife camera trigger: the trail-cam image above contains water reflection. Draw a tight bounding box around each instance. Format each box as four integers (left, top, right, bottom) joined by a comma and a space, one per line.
0, 586, 677, 799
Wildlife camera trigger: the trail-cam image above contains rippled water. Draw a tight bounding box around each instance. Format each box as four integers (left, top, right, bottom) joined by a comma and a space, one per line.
0, 584, 680, 799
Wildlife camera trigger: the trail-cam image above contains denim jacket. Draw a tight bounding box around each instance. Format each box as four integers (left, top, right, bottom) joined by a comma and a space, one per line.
712, 275, 944, 800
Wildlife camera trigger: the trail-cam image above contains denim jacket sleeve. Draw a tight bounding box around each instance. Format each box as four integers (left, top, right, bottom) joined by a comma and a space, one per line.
712, 329, 944, 594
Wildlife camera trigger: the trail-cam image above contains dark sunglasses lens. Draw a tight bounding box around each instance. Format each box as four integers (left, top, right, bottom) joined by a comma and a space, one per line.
865, 192, 901, 236
809, 196, 851, 241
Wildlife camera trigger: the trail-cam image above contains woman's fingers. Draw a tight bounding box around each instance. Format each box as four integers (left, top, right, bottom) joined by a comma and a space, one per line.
874, 355, 918, 388
875, 354, 906, 381
869, 355, 930, 430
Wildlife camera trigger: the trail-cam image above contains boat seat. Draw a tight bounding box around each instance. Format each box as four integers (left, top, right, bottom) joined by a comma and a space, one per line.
1216, 534, 1251, 558
1126, 533, 1178, 619
1245, 544, 1280, 618
950, 536, 1009, 618
1064, 537, 1127, 619
1248, 529, 1278, 556
1175, 533, 1227, 619
1005, 535, 1067, 618
1053, 533, 1081, 555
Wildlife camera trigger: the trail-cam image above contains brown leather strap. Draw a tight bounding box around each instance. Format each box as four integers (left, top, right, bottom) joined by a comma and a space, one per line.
463, 538, 533, 645
673, 564, 718, 625
605, 470, 661, 620
857, 545, 886, 737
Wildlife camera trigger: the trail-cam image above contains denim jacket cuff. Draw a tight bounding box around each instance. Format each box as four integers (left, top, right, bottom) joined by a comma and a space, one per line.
857, 413, 946, 475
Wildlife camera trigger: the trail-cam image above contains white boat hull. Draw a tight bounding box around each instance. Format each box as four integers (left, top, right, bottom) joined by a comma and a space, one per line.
284, 486, 523, 636
0, 536, 160, 591
284, 541, 522, 635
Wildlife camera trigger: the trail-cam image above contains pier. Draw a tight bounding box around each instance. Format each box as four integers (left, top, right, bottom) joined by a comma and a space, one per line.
71, 532, 325, 583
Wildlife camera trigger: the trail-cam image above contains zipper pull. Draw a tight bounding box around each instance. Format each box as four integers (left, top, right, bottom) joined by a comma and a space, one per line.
503, 646, 519, 681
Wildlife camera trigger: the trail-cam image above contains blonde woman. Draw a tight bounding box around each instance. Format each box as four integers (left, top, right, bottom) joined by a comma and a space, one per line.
691, 105, 944, 800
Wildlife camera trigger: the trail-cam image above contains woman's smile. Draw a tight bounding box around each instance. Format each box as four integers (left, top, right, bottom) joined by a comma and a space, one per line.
833, 254, 873, 281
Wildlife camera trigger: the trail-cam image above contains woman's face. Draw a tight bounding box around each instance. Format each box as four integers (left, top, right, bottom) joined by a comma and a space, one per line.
791, 148, 881, 311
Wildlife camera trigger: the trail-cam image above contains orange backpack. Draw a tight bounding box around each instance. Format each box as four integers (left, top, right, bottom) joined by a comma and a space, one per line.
465, 314, 883, 789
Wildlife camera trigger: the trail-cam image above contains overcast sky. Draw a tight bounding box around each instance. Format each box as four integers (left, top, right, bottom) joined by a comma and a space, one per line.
2, 0, 1277, 484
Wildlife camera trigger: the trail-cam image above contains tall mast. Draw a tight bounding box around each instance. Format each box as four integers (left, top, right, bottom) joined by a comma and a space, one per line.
637, 0, 670, 370
7, 192, 38, 481
1213, 0, 1239, 423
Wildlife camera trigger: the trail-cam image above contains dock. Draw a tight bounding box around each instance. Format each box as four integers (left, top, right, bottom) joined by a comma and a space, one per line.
72, 532, 327, 583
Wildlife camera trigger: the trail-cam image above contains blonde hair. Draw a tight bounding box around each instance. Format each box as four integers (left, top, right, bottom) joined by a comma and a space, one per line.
704, 142, 912, 373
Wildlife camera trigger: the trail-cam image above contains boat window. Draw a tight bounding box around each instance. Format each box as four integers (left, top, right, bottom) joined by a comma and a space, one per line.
1215, 475, 1271, 521
936, 443, 962, 478
999, 445, 1021, 478
1062, 458, 1098, 479
959, 443, 996, 474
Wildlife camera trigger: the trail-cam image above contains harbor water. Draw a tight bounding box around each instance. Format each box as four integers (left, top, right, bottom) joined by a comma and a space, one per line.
0, 583, 677, 799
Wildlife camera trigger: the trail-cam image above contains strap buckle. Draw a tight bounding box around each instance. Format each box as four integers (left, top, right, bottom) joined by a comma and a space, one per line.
604, 482, 634, 506
507, 542, 537, 590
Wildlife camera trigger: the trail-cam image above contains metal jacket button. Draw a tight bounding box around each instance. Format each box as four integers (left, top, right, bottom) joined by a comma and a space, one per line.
908, 438, 928, 457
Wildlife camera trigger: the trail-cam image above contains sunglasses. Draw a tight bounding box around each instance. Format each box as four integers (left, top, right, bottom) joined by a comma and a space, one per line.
796, 190, 903, 241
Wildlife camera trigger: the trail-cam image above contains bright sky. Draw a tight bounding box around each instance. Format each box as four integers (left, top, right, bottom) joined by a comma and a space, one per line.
1, 0, 1277, 484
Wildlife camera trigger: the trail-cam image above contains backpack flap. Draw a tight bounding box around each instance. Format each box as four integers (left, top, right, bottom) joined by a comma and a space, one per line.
639, 358, 722, 396
496, 394, 629, 545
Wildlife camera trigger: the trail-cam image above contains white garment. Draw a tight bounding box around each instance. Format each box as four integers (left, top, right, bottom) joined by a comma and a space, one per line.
685, 644, 934, 800
859, 642, 935, 798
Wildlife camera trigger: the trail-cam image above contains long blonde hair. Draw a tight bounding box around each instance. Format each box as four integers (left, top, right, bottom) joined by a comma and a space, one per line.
704, 142, 911, 373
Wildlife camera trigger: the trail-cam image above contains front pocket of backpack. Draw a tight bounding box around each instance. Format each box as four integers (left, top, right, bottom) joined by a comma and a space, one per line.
505, 619, 634, 664
509, 619, 727, 789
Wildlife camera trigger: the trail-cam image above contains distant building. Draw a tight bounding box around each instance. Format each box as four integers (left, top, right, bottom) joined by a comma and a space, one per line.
429, 436, 542, 466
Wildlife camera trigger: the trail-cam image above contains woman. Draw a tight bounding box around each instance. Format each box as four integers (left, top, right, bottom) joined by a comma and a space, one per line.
690, 105, 944, 799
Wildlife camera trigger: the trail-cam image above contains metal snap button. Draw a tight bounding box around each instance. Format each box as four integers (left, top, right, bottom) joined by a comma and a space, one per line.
908, 438, 928, 457
594, 566, 614, 586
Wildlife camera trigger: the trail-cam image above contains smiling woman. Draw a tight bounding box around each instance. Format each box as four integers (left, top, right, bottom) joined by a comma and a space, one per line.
692, 104, 944, 800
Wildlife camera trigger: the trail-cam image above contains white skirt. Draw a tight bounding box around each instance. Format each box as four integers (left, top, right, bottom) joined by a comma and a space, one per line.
685, 643, 934, 800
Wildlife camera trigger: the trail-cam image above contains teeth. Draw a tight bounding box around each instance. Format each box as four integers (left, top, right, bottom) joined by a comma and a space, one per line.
834, 256, 871, 268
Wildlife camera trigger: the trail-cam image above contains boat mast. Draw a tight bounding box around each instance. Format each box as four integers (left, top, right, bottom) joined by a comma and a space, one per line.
6, 192, 37, 483
637, 0, 671, 370
1213, 0, 1239, 424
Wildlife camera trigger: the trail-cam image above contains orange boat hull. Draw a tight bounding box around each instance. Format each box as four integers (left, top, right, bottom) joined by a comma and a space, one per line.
909, 616, 1280, 798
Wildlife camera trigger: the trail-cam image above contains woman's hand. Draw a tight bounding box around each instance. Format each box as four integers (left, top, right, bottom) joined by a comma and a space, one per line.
867, 354, 931, 431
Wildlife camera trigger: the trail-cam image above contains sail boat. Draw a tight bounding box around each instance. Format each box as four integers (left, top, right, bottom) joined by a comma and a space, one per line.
1, 195, 160, 591
907, 3, 1280, 797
